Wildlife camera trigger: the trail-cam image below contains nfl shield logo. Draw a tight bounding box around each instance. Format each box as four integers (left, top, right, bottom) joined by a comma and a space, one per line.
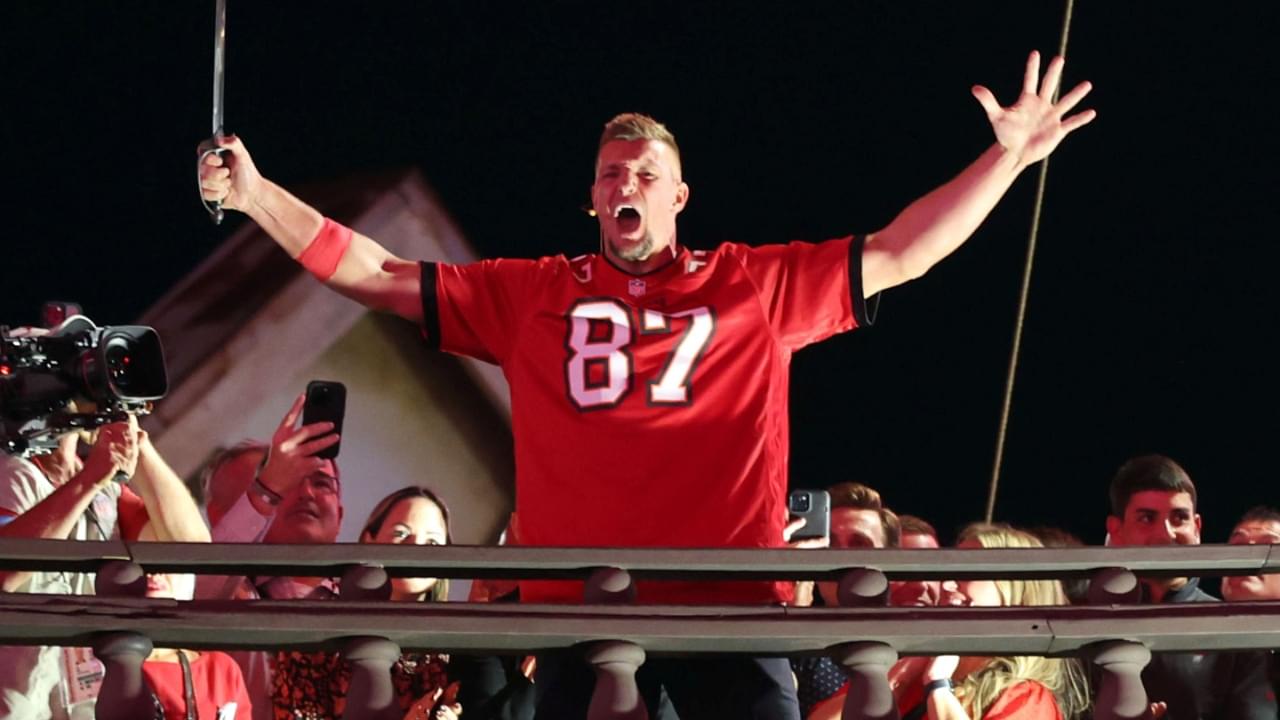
628, 278, 646, 297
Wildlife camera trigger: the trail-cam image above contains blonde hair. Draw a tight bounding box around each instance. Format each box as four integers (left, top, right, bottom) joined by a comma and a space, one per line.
952, 523, 1091, 719
598, 113, 682, 174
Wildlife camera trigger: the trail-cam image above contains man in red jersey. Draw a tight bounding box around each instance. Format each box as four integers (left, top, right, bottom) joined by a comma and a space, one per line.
200, 51, 1093, 719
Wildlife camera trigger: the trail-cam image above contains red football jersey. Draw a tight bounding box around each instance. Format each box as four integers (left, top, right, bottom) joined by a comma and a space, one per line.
423, 237, 872, 604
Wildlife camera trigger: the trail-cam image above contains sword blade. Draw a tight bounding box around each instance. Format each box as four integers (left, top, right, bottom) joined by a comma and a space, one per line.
211, 0, 226, 137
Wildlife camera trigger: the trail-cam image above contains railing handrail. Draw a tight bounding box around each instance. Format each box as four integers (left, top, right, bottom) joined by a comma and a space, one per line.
1, 593, 1279, 656
0, 538, 1276, 580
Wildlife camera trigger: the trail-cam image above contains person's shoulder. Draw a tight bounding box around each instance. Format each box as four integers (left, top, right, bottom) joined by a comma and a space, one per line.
1187, 586, 1221, 603
985, 680, 1061, 719
0, 453, 40, 478
713, 236, 855, 261
472, 253, 580, 280
0, 454, 49, 510
1002, 679, 1055, 697
1168, 579, 1220, 604
197, 650, 243, 671
707, 240, 750, 256
686, 241, 753, 272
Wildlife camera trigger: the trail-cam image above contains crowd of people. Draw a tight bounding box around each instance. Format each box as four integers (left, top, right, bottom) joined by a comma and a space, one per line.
3, 49, 1273, 720
787, 466, 1280, 720
4, 408, 1277, 720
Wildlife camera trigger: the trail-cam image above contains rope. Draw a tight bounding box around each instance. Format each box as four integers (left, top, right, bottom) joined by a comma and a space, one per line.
985, 0, 1077, 523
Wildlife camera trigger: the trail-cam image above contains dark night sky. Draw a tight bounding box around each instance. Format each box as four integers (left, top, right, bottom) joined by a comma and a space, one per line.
4, 2, 1278, 546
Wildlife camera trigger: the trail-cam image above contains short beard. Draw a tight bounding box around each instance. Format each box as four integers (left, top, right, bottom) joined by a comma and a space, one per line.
608, 231, 655, 263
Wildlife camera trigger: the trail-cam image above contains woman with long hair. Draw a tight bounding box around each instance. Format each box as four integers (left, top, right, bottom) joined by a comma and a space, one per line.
361, 486, 452, 602
911, 523, 1090, 720
271, 486, 460, 720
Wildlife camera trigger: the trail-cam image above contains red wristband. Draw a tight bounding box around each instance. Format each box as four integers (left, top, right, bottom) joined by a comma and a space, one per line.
297, 218, 352, 281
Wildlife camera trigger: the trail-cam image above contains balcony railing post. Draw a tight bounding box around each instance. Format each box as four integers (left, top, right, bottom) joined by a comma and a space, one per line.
828, 570, 896, 719
837, 568, 890, 607
93, 560, 156, 720
341, 563, 392, 601
96, 559, 148, 598
583, 640, 649, 720
342, 636, 403, 720
582, 567, 647, 719
830, 641, 900, 720
584, 566, 638, 604
93, 631, 156, 720
1087, 567, 1141, 605
1086, 640, 1154, 720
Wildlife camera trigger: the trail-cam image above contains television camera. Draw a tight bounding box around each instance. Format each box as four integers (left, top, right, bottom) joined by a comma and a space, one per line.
0, 315, 168, 457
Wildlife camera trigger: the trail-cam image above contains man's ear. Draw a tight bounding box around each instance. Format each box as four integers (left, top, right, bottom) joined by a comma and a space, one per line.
1105, 515, 1121, 541
673, 181, 690, 213
1194, 513, 1203, 539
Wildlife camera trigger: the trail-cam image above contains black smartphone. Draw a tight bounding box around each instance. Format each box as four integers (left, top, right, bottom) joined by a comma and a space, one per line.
787, 489, 830, 542
301, 380, 346, 460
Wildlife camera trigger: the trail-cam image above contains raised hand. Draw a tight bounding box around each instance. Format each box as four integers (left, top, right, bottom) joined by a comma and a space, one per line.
972, 51, 1096, 167
198, 135, 264, 213
257, 394, 339, 498
783, 516, 830, 550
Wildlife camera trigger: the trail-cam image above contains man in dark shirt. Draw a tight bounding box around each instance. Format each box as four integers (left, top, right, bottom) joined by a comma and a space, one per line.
1105, 455, 1276, 720
1223, 506, 1280, 711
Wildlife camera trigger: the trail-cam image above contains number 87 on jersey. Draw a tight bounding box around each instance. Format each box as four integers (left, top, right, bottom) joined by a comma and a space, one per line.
564, 299, 715, 410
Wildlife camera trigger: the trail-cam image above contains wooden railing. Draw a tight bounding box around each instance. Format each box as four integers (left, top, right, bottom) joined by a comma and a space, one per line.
2, 539, 1278, 720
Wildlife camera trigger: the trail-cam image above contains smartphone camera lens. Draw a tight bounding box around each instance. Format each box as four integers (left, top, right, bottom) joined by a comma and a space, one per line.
791, 494, 810, 512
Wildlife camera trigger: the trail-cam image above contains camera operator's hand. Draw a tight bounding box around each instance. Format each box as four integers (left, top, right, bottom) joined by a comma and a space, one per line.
257, 394, 339, 500
82, 415, 141, 485
198, 135, 264, 213
33, 432, 85, 487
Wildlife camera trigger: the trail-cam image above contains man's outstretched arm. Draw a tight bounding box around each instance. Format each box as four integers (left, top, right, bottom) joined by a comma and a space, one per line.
861, 51, 1096, 297
199, 137, 425, 323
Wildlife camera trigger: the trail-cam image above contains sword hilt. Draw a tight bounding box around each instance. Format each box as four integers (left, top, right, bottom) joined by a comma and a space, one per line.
197, 136, 228, 225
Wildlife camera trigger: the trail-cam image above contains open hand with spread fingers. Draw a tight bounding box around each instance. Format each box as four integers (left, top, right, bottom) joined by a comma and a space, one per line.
256, 393, 339, 499
972, 51, 1096, 168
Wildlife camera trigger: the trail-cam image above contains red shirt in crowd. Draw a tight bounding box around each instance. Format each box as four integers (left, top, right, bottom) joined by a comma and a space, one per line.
143, 651, 252, 720
981, 681, 1063, 720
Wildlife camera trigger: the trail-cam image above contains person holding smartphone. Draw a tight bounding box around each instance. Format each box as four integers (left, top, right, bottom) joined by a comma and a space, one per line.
195, 394, 343, 720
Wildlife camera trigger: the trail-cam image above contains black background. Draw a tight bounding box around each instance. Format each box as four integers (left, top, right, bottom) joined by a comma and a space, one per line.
5, 2, 1278, 546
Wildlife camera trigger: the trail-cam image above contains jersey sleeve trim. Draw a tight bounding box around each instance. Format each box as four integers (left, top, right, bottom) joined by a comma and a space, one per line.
849, 235, 879, 328
419, 261, 442, 351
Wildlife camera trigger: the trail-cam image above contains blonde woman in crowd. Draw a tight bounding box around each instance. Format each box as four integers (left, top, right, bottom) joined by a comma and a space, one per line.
910, 524, 1090, 720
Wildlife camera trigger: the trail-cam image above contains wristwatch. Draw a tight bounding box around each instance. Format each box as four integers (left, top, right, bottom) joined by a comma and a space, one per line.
250, 459, 283, 507
924, 677, 954, 696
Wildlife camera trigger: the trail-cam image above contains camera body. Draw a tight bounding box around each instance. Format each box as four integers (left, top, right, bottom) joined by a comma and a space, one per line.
0, 316, 168, 457
787, 489, 831, 542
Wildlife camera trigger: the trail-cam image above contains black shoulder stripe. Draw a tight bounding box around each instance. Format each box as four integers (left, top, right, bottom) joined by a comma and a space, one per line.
420, 261, 441, 350
849, 235, 879, 327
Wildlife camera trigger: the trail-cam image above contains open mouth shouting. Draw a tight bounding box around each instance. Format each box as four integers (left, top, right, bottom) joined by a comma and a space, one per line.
612, 203, 643, 237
